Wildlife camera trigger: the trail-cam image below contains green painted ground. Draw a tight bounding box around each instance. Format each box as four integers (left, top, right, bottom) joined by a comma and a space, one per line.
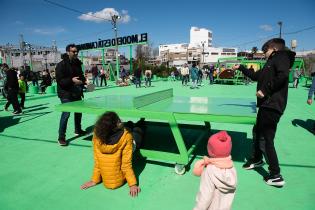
0, 80, 314, 210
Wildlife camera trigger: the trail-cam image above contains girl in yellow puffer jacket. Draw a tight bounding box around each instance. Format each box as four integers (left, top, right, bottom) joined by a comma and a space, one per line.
80, 111, 141, 197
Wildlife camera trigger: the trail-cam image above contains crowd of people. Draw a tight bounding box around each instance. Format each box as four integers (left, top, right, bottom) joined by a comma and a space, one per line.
0, 63, 53, 115
2, 38, 315, 209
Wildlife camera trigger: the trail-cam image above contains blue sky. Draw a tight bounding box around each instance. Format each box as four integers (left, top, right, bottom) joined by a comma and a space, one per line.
1, 0, 315, 56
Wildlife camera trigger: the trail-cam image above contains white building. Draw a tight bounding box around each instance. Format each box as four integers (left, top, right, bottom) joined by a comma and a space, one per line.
190, 27, 212, 47
159, 27, 237, 67
296, 50, 315, 57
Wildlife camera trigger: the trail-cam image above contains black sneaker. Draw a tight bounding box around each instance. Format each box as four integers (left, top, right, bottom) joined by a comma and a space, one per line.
242, 159, 264, 170
264, 174, 285, 187
12, 110, 23, 115
74, 130, 87, 136
58, 137, 68, 146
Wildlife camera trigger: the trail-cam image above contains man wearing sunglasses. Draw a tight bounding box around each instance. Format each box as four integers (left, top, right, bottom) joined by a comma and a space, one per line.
232, 38, 295, 187
55, 44, 87, 146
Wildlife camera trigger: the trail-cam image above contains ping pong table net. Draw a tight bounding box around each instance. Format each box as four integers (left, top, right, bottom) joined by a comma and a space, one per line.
133, 88, 173, 109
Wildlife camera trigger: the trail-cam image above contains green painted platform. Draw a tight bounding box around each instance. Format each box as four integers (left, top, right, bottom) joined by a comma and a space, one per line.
0, 81, 314, 210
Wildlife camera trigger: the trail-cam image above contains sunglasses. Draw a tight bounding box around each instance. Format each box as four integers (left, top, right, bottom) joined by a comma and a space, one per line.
70, 50, 78, 54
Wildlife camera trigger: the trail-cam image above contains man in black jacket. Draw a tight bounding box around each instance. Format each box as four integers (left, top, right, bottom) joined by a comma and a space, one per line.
56, 44, 87, 146
3, 64, 22, 115
232, 38, 295, 187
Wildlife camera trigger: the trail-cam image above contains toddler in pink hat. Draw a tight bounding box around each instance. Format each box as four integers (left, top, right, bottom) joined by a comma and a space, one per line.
193, 131, 237, 210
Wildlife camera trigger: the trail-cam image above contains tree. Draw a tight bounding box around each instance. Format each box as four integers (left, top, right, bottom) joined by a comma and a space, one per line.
152, 47, 159, 58
135, 45, 145, 63
251, 46, 258, 54
304, 54, 315, 76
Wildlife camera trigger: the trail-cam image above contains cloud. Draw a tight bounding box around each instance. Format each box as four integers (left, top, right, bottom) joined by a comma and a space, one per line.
33, 27, 66, 35
259, 24, 273, 31
14, 20, 24, 25
78, 8, 131, 23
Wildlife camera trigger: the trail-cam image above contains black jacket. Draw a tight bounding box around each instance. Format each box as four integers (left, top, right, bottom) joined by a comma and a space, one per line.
134, 68, 142, 78
55, 54, 86, 99
41, 74, 52, 86
239, 50, 296, 114
5, 69, 19, 91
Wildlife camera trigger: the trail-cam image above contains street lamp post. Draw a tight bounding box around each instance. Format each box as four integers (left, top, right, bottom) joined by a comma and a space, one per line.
278, 21, 283, 38
20, 34, 27, 70
44, 51, 48, 70
201, 41, 205, 65
291, 40, 297, 51
25, 43, 33, 71
111, 14, 121, 80
201, 41, 209, 66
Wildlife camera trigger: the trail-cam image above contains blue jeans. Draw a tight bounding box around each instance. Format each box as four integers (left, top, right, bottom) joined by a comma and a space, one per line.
135, 77, 141, 88
209, 73, 214, 84
145, 77, 151, 87
182, 75, 189, 85
92, 75, 99, 87
58, 98, 82, 139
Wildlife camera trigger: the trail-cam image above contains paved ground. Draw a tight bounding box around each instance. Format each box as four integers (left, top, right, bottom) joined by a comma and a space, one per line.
0, 80, 314, 210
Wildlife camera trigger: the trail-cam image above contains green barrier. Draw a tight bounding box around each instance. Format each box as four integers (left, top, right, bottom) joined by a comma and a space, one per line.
46, 85, 56, 94
29, 85, 38, 94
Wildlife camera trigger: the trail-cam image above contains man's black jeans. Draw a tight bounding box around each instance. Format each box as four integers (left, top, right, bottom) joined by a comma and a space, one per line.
252, 107, 282, 175
5, 89, 21, 112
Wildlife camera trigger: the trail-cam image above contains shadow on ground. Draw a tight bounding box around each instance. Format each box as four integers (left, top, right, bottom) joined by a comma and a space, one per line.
134, 122, 252, 172
292, 119, 315, 135
0, 116, 22, 132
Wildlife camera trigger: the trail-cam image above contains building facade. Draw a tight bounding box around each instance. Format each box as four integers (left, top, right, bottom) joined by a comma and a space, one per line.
0, 43, 61, 71
190, 27, 213, 47
159, 27, 237, 67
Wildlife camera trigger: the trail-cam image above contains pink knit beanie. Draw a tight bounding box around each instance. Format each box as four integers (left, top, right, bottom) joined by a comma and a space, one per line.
207, 131, 232, 158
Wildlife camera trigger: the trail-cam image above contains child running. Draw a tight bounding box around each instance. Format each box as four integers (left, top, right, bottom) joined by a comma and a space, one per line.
193, 131, 237, 210
18, 74, 26, 109
80, 111, 142, 197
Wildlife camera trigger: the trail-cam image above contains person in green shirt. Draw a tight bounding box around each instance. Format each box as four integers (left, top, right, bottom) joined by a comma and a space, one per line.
18, 74, 26, 109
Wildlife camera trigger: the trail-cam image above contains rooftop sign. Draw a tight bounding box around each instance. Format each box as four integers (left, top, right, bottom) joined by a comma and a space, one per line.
76, 33, 148, 51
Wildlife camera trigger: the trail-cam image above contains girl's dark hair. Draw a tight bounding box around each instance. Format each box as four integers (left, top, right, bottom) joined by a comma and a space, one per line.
94, 111, 121, 144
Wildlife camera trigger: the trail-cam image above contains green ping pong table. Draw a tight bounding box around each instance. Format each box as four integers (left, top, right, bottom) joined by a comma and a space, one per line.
55, 88, 256, 174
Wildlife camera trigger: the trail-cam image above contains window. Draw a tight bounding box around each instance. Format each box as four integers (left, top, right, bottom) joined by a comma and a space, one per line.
211, 52, 218, 55
222, 48, 235, 53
